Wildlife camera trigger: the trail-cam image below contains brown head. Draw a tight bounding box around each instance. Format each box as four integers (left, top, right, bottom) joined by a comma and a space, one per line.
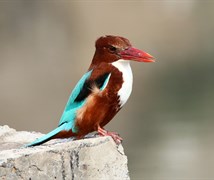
91, 35, 155, 67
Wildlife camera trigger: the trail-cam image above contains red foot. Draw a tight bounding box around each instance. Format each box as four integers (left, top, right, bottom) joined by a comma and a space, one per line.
98, 126, 123, 144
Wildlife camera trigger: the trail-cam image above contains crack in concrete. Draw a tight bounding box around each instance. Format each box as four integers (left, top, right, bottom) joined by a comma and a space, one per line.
29, 164, 43, 172
70, 152, 75, 180
70, 149, 80, 180
60, 152, 66, 180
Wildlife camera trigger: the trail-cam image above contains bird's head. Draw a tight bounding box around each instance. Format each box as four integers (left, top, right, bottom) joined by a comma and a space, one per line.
92, 35, 155, 65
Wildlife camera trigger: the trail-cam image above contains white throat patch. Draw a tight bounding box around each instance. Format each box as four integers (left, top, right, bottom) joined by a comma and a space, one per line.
112, 60, 133, 107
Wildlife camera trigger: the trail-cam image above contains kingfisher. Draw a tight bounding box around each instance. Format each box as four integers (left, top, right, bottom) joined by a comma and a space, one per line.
26, 35, 154, 147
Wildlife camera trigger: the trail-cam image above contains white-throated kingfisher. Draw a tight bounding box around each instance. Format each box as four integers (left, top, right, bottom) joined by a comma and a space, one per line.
26, 35, 154, 147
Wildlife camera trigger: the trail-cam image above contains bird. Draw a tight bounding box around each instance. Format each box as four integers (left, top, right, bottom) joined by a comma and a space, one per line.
25, 35, 154, 147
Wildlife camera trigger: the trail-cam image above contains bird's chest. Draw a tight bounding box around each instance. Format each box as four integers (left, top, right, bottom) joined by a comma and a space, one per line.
112, 60, 133, 107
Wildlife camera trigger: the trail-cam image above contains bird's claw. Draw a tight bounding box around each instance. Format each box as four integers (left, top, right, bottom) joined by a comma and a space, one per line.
98, 126, 123, 144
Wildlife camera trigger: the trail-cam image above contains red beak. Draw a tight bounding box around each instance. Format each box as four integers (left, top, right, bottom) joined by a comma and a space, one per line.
120, 47, 155, 62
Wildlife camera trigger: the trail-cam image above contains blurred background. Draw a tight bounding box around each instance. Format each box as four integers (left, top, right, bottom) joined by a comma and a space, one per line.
1, 1, 214, 179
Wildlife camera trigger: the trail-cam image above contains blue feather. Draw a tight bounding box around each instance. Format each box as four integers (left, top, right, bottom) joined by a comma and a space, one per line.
58, 70, 93, 128
25, 122, 70, 147
100, 73, 111, 90
64, 70, 93, 111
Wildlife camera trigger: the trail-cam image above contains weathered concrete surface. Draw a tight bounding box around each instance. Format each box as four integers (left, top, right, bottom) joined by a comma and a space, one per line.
0, 125, 130, 180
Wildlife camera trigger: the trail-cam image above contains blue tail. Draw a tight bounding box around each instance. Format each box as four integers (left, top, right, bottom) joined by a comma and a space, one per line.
25, 123, 70, 147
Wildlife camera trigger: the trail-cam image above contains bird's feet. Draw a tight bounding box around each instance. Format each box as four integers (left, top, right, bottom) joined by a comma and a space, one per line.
98, 126, 123, 144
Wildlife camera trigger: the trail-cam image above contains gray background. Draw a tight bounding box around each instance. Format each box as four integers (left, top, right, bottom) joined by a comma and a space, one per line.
1, 1, 214, 179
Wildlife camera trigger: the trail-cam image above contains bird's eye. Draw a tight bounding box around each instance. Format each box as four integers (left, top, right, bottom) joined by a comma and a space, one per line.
109, 46, 117, 52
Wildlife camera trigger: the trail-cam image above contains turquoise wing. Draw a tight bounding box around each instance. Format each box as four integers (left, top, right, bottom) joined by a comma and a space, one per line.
58, 70, 111, 133
58, 70, 93, 132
